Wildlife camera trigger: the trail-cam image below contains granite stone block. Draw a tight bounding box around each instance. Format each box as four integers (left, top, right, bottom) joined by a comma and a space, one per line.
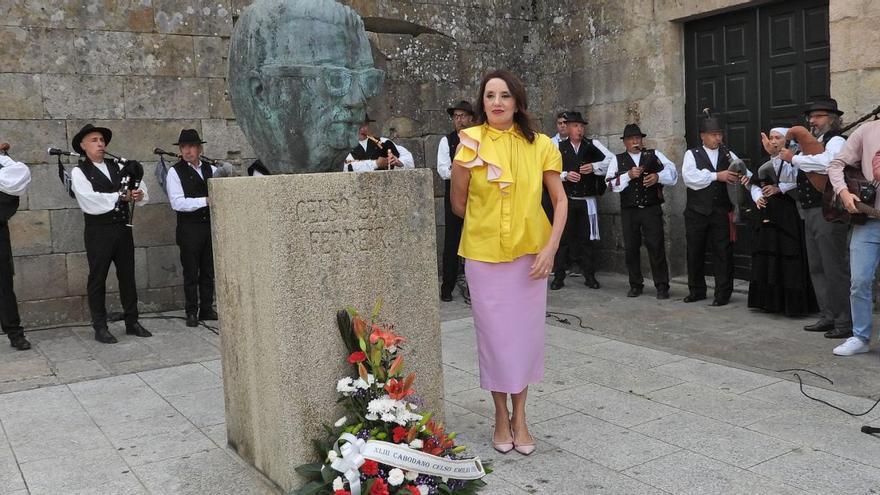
9, 209, 51, 256
50, 208, 85, 253
0, 26, 77, 74
41, 75, 126, 119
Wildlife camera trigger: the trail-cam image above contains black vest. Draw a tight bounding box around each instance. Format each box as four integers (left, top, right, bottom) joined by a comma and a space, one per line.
76, 159, 129, 225
617, 151, 664, 209
446, 131, 460, 166
0, 192, 19, 223
350, 138, 384, 160
686, 146, 732, 215
795, 130, 846, 209
172, 160, 213, 223
560, 139, 607, 198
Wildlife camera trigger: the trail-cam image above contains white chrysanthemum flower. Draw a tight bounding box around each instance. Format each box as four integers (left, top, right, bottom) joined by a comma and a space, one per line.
332, 476, 344, 491
327, 450, 338, 463
405, 470, 419, 481
388, 468, 405, 486
334, 416, 347, 427
365, 412, 378, 421
336, 377, 356, 394
418, 485, 430, 495
367, 373, 376, 385
409, 439, 423, 449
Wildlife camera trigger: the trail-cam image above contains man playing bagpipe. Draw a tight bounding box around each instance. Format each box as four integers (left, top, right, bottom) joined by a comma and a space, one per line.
605, 124, 678, 299
550, 111, 614, 290
164, 129, 218, 327
343, 114, 414, 171
0, 143, 32, 350
69, 124, 151, 344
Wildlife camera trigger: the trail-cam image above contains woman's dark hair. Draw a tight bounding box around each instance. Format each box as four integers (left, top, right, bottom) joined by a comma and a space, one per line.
474, 69, 538, 143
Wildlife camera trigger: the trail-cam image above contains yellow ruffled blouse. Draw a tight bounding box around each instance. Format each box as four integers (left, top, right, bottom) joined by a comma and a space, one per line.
454, 123, 562, 263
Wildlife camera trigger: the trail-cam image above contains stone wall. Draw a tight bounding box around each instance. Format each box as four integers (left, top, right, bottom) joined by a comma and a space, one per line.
3, 0, 873, 327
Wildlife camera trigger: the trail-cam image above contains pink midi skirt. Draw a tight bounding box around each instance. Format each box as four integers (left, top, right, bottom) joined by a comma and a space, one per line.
464, 254, 547, 394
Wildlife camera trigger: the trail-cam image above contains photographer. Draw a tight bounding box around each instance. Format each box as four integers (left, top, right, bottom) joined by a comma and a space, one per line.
69, 124, 151, 344
0, 143, 32, 350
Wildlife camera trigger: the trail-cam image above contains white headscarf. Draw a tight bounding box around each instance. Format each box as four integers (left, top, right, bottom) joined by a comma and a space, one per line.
770, 127, 789, 138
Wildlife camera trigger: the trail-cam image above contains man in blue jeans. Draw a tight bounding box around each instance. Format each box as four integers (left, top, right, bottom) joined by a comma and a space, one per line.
827, 120, 880, 356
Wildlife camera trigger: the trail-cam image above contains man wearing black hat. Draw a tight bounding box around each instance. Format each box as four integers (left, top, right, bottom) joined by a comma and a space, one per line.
69, 124, 151, 343
0, 143, 32, 350
437, 100, 475, 301
550, 111, 614, 290
606, 124, 678, 299
778, 98, 852, 338
165, 129, 218, 327
343, 115, 414, 172
681, 114, 742, 306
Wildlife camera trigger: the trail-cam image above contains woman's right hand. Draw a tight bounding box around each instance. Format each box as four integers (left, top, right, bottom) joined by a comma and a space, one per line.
529, 245, 556, 280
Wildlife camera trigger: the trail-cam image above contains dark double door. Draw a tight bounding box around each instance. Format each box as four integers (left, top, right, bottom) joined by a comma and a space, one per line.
684, 0, 830, 278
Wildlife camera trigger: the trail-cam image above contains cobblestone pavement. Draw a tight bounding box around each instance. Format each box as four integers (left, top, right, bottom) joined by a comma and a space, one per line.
2, 273, 880, 494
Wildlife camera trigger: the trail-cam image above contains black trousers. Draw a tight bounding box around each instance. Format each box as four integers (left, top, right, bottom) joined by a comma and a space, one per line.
684, 207, 733, 299
621, 205, 669, 290
85, 222, 139, 328
0, 222, 23, 340
553, 198, 596, 279
177, 222, 215, 314
440, 180, 463, 297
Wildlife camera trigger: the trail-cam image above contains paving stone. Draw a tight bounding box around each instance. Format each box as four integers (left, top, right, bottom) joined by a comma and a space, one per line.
68, 374, 177, 427
51, 358, 111, 383
132, 448, 276, 495
145, 332, 220, 365
445, 387, 576, 424
646, 382, 785, 427
741, 379, 880, 424
163, 386, 225, 428
19, 296, 86, 329
69, 328, 160, 366
200, 423, 228, 449
18, 446, 146, 495
546, 382, 679, 428
138, 362, 220, 397
528, 367, 592, 397
8, 209, 51, 255
0, 354, 54, 385
101, 412, 216, 467
533, 412, 680, 471
200, 359, 222, 378
0, 428, 26, 494
442, 364, 480, 394
633, 411, 798, 469
623, 450, 808, 495
545, 322, 610, 350
651, 357, 781, 394
568, 354, 685, 395
750, 447, 880, 495
577, 339, 688, 369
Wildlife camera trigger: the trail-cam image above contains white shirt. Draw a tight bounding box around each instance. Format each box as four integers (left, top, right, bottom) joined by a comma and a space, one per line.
166, 161, 218, 212
682, 146, 742, 190
605, 150, 678, 193
343, 138, 415, 172
71, 161, 149, 215
436, 136, 453, 180
551, 133, 567, 146
559, 138, 614, 182
0, 155, 31, 196
749, 156, 797, 202
791, 134, 845, 174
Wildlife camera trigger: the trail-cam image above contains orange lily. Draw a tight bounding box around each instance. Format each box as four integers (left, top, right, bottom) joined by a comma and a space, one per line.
384, 373, 416, 400
369, 327, 405, 348
388, 355, 404, 377
352, 316, 367, 339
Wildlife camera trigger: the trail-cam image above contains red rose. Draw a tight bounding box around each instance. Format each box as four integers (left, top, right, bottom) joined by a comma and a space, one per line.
334, 491, 351, 495
360, 459, 379, 476
369, 478, 389, 495
347, 351, 367, 364
392, 426, 407, 443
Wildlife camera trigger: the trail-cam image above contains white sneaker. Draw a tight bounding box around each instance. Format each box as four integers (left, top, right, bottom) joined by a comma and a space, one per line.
833, 337, 870, 356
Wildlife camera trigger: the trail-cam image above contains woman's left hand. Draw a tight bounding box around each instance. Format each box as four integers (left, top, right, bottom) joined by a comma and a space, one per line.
529, 245, 556, 279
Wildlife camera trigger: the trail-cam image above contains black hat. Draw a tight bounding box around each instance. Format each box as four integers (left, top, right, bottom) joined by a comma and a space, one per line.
699, 110, 724, 133
803, 98, 844, 117
621, 123, 647, 139
72, 124, 112, 155
563, 111, 588, 125
173, 129, 206, 146
446, 100, 475, 117
363, 113, 376, 124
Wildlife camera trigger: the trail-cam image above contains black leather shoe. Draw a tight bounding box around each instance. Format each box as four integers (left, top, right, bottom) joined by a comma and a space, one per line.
125, 322, 152, 337
584, 276, 600, 289
550, 278, 565, 290
198, 309, 219, 321
824, 328, 853, 339
627, 287, 643, 298
709, 299, 729, 307
804, 320, 835, 332
94, 327, 118, 344
186, 313, 199, 327
656, 290, 670, 300
683, 294, 706, 303
440, 293, 453, 302
9, 334, 31, 351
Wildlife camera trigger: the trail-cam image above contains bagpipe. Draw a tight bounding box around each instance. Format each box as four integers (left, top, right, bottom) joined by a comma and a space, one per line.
723, 145, 750, 224
152, 147, 236, 194
783, 104, 880, 224
345, 135, 400, 171
49, 147, 144, 227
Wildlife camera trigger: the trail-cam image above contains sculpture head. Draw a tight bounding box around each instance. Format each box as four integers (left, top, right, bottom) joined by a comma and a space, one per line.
228, 0, 384, 174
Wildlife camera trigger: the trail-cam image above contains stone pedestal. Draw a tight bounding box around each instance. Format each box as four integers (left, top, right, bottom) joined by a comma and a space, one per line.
209, 169, 444, 492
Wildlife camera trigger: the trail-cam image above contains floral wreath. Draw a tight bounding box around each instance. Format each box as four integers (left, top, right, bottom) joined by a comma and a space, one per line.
294, 303, 490, 495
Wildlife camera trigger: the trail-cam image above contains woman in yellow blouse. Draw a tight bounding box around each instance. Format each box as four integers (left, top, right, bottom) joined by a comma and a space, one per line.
451, 69, 567, 455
